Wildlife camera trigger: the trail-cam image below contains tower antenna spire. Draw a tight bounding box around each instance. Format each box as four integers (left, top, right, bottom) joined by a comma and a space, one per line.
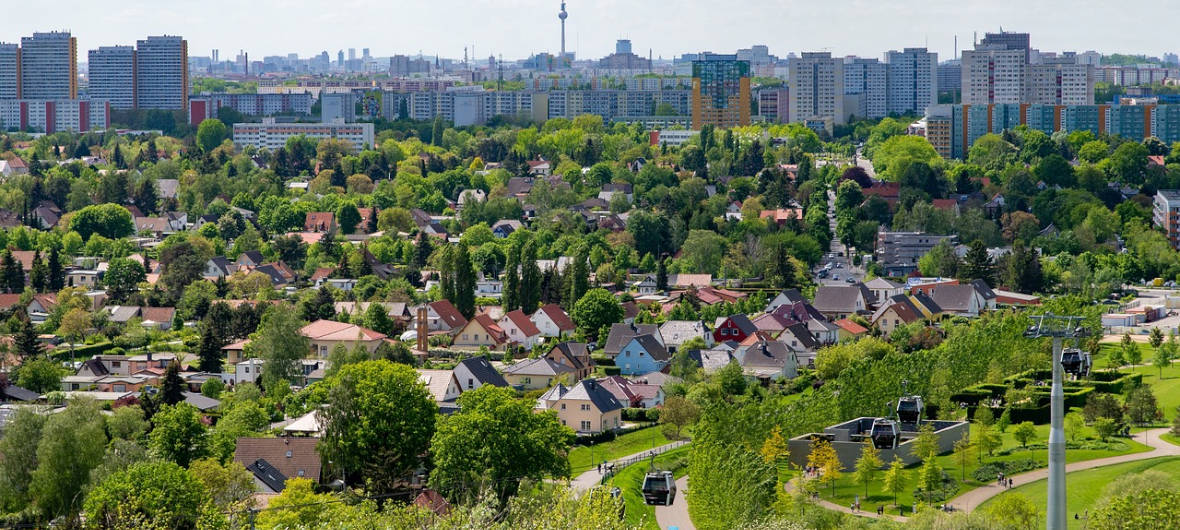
558, 1, 568, 68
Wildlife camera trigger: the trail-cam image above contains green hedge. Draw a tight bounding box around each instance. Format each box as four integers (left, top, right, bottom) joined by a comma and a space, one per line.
52, 341, 115, 361
593, 355, 616, 367
622, 408, 661, 422
604, 367, 621, 376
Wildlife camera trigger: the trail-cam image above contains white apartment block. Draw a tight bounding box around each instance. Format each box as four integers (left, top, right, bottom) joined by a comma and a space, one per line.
1154, 190, 1180, 249
135, 36, 187, 110
843, 58, 887, 119
790, 52, 845, 125
88, 46, 136, 109
232, 120, 374, 151
0, 99, 109, 133
1028, 60, 1094, 105
885, 48, 938, 115
961, 47, 1027, 104
20, 32, 76, 100
0, 43, 18, 100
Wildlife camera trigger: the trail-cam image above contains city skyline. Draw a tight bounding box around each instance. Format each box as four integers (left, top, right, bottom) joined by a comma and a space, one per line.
2, 0, 1179, 65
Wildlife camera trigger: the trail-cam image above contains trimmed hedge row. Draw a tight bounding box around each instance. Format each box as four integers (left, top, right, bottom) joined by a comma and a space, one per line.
575, 422, 654, 446
621, 408, 661, 422
52, 341, 115, 361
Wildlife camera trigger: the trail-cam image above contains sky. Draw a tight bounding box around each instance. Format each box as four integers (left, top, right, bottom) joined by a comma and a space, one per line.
3, 0, 1180, 64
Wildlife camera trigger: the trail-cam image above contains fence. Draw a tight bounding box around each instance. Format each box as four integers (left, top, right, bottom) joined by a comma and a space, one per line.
599, 440, 690, 485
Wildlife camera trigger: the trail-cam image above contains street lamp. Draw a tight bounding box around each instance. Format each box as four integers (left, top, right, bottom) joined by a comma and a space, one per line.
1023, 313, 1089, 530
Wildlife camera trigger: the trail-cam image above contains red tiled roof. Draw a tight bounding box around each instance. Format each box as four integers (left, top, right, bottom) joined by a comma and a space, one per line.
834, 318, 869, 334
299, 319, 387, 341
429, 300, 468, 330
304, 212, 335, 232
140, 306, 175, 323
502, 309, 541, 337
535, 303, 575, 331
470, 313, 507, 344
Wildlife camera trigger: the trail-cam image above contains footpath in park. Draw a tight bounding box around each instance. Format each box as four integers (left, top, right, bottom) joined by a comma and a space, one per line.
787, 427, 1180, 523
569, 440, 689, 493
654, 475, 693, 530
950, 427, 1180, 512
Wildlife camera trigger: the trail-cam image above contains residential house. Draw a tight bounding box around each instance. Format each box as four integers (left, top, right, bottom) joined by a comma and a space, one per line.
233, 359, 263, 385
252, 262, 297, 287
734, 339, 799, 380
614, 335, 669, 376
812, 284, 873, 320
417, 300, 468, 334
304, 212, 336, 233
491, 219, 523, 238
658, 320, 712, 353
501, 357, 574, 390
759, 208, 804, 226
204, 257, 235, 279
778, 323, 819, 356
506, 177, 535, 198
667, 274, 712, 290
927, 284, 987, 317
870, 297, 925, 336
126, 352, 177, 373
834, 319, 870, 341
453, 313, 508, 350
27, 294, 57, 322
222, 339, 250, 367
603, 323, 663, 358
65, 269, 101, 288
545, 342, 594, 380
31, 202, 61, 229
456, 189, 486, 210
530, 303, 575, 338
299, 320, 388, 358
765, 289, 807, 312
864, 277, 905, 305
418, 369, 463, 409
134, 217, 172, 238
526, 159, 552, 176
713, 314, 757, 344
597, 375, 665, 408
235, 251, 265, 268
452, 356, 509, 392
499, 309, 543, 349
355, 207, 378, 234
234, 437, 322, 493
544, 379, 623, 435
634, 275, 658, 295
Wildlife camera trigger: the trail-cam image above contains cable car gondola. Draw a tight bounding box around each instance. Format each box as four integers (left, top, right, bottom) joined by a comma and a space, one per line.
896, 395, 924, 425
1060, 348, 1091, 378
642, 470, 677, 506
870, 418, 900, 449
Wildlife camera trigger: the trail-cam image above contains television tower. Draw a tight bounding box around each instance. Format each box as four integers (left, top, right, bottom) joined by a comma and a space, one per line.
558, 2, 568, 66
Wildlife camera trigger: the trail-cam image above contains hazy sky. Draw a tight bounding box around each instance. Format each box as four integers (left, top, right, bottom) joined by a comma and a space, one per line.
3, 0, 1179, 63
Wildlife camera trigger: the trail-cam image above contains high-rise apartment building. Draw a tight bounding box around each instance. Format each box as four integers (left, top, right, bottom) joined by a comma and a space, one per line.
135, 36, 187, 110
88, 46, 136, 109
1154, 190, 1180, 249
978, 32, 1031, 62
757, 87, 789, 123
961, 45, 1027, 104
690, 53, 750, 129
19, 31, 77, 100
789, 52, 845, 125
1028, 58, 1093, 105
886, 48, 938, 115
0, 43, 18, 100
843, 57, 886, 119
321, 92, 356, 123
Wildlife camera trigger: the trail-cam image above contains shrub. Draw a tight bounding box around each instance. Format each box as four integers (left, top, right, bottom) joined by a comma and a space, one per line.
972, 459, 1039, 482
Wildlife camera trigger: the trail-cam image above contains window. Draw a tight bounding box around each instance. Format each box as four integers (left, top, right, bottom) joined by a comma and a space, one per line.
467, 378, 474, 389
285, 450, 293, 458
297, 470, 305, 477
112, 361, 120, 367
114, 384, 125, 392
580, 420, 592, 431
581, 404, 591, 411
561, 403, 566, 410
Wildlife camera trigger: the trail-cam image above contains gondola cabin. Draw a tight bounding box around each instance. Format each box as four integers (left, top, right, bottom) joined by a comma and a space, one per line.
896, 395, 924, 424
1060, 348, 1091, 377
870, 418, 900, 449
642, 471, 677, 506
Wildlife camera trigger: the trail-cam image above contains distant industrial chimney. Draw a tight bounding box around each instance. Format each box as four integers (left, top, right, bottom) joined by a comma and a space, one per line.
416, 306, 428, 352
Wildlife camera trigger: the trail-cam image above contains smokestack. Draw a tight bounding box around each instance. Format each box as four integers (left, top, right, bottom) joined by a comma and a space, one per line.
416, 306, 428, 352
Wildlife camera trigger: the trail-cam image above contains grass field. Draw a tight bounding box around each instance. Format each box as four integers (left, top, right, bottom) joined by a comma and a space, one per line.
1079, 343, 1180, 421
976, 456, 1180, 529
813, 422, 1149, 512
568, 427, 678, 475
605, 446, 690, 530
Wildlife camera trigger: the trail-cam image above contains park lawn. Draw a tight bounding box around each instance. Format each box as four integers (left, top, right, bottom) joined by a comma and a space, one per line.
568, 427, 679, 475
814, 422, 1149, 513
1161, 433, 1180, 447
1122, 359, 1180, 421
976, 456, 1180, 529
605, 446, 690, 530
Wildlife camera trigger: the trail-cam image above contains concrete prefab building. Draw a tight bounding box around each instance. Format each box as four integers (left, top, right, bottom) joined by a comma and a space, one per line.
788, 417, 969, 470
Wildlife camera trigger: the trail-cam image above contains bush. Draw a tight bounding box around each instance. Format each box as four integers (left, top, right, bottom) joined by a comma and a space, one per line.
592, 354, 615, 367
972, 459, 1039, 482
621, 408, 661, 422
603, 367, 621, 376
